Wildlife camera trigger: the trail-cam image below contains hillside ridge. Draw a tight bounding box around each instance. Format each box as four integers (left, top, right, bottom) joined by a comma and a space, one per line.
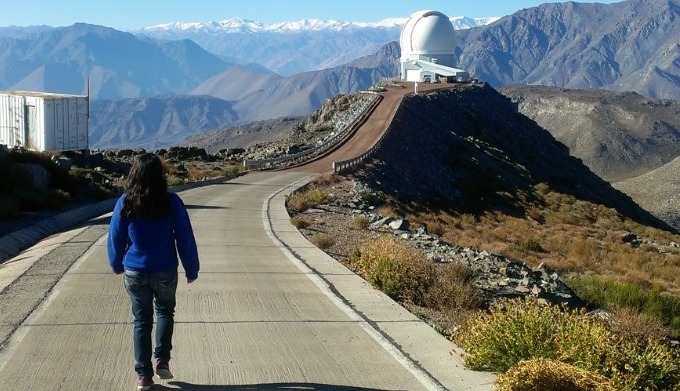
350, 85, 672, 232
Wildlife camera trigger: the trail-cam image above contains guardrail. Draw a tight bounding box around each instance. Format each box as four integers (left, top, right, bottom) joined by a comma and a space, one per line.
243, 92, 381, 170
332, 92, 414, 174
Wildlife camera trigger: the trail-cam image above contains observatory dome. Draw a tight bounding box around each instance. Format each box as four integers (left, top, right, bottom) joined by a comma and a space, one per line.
400, 10, 455, 56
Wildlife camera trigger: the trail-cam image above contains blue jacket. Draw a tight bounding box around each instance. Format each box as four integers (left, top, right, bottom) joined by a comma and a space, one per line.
107, 193, 200, 279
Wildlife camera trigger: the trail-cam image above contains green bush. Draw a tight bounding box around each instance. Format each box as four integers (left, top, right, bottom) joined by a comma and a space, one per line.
218, 165, 242, 177
302, 187, 333, 205
568, 276, 680, 338
453, 299, 680, 390
454, 299, 567, 372
605, 337, 680, 391
358, 189, 384, 206
166, 175, 185, 187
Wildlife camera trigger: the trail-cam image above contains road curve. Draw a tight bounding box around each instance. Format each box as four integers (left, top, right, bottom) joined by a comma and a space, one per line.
0, 83, 494, 391
294, 82, 457, 173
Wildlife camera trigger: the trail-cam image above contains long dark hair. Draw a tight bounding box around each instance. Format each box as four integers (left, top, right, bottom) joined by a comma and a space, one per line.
121, 153, 170, 218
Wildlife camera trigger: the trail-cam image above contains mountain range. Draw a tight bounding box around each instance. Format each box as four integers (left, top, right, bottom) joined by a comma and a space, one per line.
0, 0, 679, 150
456, 0, 680, 100
136, 16, 497, 76
0, 23, 232, 99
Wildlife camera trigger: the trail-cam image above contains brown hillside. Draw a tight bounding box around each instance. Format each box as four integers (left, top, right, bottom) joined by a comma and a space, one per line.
350, 85, 671, 232
498, 85, 680, 183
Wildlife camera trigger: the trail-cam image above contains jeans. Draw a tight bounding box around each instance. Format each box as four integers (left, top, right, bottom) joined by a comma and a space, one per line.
123, 270, 178, 377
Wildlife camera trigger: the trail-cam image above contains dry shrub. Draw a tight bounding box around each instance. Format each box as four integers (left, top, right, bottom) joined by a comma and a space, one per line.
457, 213, 477, 229
534, 182, 551, 196
290, 216, 309, 229
426, 221, 446, 237
286, 194, 311, 213
311, 233, 334, 250
606, 306, 668, 341
566, 237, 601, 267
352, 236, 435, 304
526, 207, 544, 223
286, 186, 332, 213
375, 205, 399, 218
347, 215, 369, 230
495, 358, 616, 391
313, 173, 342, 185
186, 166, 206, 181
503, 218, 532, 239
426, 262, 481, 311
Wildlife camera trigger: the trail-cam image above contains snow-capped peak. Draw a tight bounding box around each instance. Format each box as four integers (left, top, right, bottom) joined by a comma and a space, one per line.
139, 16, 497, 34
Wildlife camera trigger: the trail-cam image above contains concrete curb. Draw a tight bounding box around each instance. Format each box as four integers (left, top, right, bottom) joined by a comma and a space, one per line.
0, 199, 117, 263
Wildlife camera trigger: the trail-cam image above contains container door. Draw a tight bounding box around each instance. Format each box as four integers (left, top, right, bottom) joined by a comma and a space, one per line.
68, 98, 78, 149
25, 105, 38, 149
55, 100, 65, 150
76, 97, 88, 149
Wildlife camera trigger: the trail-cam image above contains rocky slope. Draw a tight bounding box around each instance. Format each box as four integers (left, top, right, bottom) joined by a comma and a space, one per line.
181, 117, 301, 154
347, 85, 670, 231
89, 95, 240, 150
498, 85, 680, 183
614, 156, 680, 231
498, 84, 680, 230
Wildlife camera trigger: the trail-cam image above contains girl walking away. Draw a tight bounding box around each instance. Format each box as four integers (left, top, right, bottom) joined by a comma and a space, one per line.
108, 153, 200, 390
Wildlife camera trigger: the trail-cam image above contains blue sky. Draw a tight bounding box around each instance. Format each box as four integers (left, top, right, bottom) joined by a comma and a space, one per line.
0, 0, 624, 30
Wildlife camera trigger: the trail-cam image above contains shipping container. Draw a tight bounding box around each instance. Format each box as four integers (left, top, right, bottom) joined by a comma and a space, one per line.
0, 91, 89, 152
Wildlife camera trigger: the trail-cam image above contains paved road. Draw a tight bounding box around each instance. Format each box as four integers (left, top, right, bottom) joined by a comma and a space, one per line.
299, 82, 459, 173
0, 84, 494, 390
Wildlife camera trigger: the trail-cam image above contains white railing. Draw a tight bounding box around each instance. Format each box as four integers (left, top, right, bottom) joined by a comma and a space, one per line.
331, 137, 384, 173
332, 93, 413, 174
243, 93, 382, 170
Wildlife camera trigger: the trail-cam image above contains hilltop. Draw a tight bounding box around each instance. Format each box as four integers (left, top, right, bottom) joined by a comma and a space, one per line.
283, 85, 680, 338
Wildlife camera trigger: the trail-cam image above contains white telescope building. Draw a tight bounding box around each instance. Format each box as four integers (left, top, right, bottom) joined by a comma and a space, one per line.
399, 10, 470, 83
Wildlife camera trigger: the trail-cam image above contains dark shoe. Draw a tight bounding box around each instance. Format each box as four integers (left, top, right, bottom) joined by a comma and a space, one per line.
137, 376, 154, 390
155, 360, 173, 379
